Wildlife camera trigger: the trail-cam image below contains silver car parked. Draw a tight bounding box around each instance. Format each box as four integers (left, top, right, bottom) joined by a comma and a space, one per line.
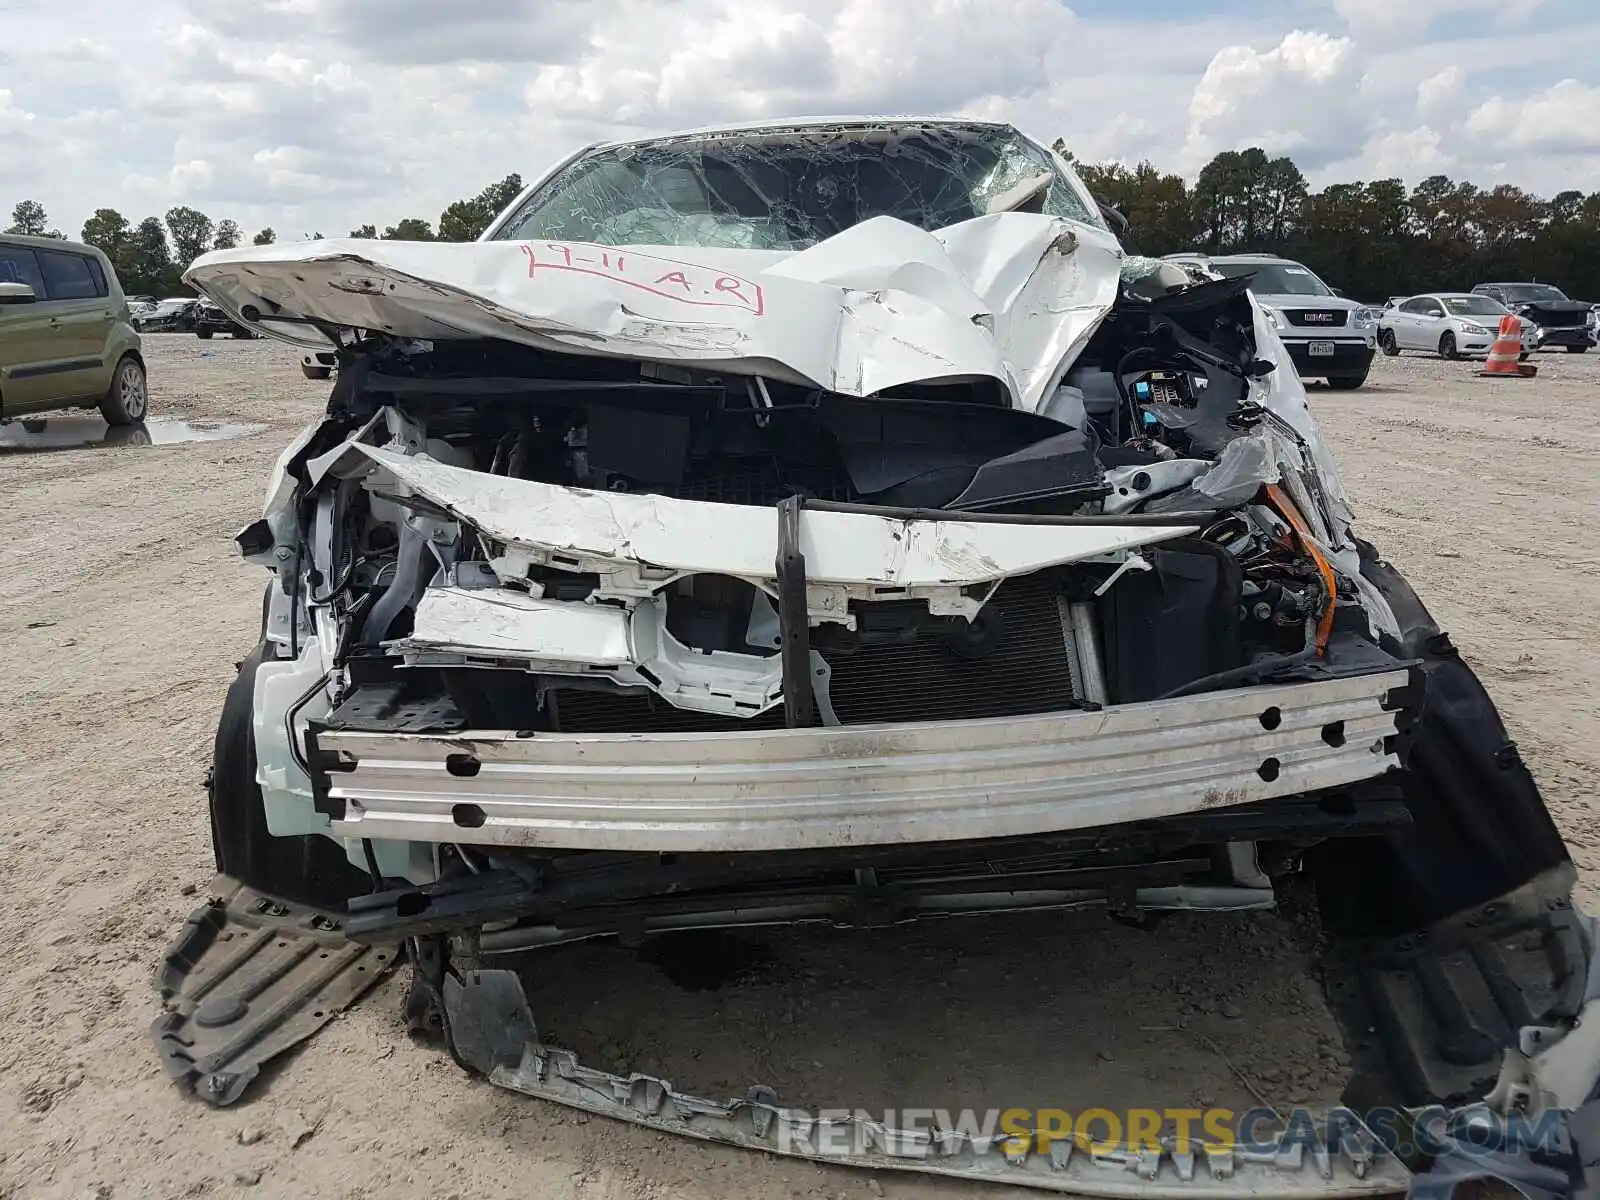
1378, 292, 1538, 360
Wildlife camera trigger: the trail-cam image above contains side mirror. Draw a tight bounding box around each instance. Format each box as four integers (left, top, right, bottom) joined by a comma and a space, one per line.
1329, 286, 1345, 298
0, 281, 37, 306
1092, 200, 1140, 254
1097, 202, 1129, 235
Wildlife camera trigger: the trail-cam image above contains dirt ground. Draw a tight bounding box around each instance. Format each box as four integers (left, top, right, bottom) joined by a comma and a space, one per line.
2, 334, 1597, 1199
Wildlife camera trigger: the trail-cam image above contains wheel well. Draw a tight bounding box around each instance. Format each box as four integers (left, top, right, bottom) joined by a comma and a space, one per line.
210, 643, 369, 908
105, 349, 145, 379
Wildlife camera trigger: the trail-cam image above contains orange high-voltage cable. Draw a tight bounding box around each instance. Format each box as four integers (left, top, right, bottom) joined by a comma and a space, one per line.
1264, 483, 1338, 656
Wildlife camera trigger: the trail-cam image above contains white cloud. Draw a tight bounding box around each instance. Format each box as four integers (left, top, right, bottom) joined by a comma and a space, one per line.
0, 90, 42, 195
0, 88, 35, 128
1416, 67, 1464, 119
1363, 127, 1451, 178
523, 0, 1074, 129
1182, 31, 1365, 169
1, 0, 1596, 241
1465, 79, 1600, 155
1331, 0, 1544, 39
294, 0, 603, 66
168, 160, 215, 193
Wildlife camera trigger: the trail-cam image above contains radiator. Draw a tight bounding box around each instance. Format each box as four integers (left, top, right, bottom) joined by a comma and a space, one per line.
550, 573, 1083, 732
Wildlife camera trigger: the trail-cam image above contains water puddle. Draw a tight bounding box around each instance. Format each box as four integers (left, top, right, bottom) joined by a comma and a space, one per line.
0, 416, 267, 454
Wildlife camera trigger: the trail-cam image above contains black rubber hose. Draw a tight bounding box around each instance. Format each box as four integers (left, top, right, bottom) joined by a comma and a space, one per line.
362, 839, 384, 893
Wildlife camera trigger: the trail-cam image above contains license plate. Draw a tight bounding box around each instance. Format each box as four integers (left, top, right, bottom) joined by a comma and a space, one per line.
1308, 341, 1336, 357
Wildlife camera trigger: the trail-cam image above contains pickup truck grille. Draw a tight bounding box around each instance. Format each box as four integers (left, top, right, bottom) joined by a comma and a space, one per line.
1285, 309, 1349, 328
1526, 305, 1589, 329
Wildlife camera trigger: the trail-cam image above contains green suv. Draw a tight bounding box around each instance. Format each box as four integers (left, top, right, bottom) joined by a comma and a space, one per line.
0, 234, 148, 428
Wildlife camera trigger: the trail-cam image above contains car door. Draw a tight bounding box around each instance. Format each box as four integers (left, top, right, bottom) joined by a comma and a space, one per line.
1412, 298, 1446, 349
1393, 299, 1426, 348
33, 246, 116, 401
0, 242, 55, 415
1387, 300, 1413, 347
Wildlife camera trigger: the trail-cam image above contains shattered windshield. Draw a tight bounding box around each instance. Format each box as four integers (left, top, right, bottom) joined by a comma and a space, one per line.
1443, 296, 1508, 317
492, 125, 1104, 250
1212, 262, 1335, 297
1498, 283, 1570, 304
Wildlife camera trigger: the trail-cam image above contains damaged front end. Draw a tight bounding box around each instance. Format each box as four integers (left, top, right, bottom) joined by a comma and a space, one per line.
161, 121, 1599, 1197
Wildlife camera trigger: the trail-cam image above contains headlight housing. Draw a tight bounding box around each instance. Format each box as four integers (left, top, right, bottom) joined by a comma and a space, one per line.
1261, 306, 1285, 332
1352, 306, 1378, 330
1459, 322, 1490, 336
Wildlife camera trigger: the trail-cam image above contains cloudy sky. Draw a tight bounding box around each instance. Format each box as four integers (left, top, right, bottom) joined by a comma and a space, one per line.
3, 0, 1597, 242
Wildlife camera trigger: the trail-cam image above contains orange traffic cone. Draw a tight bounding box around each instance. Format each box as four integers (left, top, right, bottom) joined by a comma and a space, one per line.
1480, 313, 1537, 378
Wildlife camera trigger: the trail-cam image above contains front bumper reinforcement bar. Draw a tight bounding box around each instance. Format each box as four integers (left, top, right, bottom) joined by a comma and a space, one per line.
316, 670, 1412, 853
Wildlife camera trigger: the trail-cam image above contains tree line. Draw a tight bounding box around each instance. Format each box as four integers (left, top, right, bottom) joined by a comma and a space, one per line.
1057, 143, 1600, 302
10, 147, 1600, 303
2, 174, 523, 299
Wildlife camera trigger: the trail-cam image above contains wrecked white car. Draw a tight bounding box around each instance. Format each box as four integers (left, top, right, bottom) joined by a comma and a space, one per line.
154, 120, 1600, 1197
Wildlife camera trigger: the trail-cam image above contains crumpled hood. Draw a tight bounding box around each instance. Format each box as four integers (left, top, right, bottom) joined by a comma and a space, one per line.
183, 213, 1124, 413
1516, 300, 1593, 318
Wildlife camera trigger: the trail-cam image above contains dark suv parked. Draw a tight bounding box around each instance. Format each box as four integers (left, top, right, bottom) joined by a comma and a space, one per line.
1471, 283, 1595, 352
195, 299, 256, 339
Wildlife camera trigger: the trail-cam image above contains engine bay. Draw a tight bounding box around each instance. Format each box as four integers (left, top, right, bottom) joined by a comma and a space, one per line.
251, 264, 1396, 747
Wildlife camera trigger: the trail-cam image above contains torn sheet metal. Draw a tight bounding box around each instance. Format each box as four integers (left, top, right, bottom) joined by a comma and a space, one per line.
346, 445, 1198, 608
393, 587, 787, 716
443, 969, 1410, 1198
399, 587, 633, 666
184, 211, 1124, 413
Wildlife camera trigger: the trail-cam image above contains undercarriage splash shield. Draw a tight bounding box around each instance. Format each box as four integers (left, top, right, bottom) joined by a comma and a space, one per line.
151, 876, 400, 1106
442, 968, 1412, 1198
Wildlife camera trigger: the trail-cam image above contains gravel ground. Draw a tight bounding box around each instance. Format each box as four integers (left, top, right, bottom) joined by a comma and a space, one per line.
1, 334, 1597, 1199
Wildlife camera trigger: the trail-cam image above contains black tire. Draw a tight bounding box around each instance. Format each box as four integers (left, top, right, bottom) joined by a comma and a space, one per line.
1438, 331, 1458, 360
1568, 345, 1589, 354
209, 642, 369, 908
1326, 372, 1369, 391
301, 363, 333, 381
1378, 329, 1399, 357
197, 328, 213, 340
100, 354, 148, 425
